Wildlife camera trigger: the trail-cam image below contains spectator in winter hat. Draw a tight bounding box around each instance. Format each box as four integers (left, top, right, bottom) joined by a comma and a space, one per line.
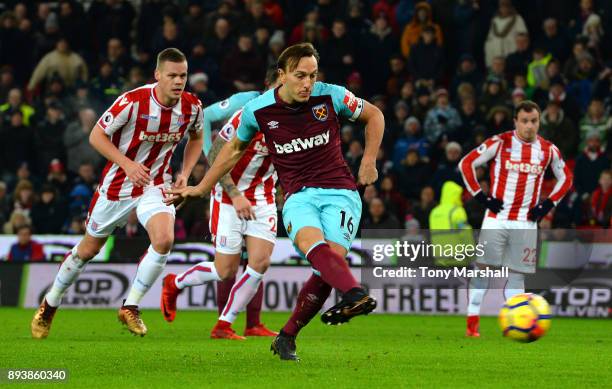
393, 116, 429, 166
511, 87, 526, 107
574, 130, 611, 195
423, 88, 462, 145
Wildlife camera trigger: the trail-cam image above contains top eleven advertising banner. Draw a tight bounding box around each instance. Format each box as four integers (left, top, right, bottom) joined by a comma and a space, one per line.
18, 264, 611, 318
3, 229, 612, 317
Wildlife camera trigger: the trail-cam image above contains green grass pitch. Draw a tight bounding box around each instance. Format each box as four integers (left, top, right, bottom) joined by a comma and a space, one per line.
1, 308, 610, 388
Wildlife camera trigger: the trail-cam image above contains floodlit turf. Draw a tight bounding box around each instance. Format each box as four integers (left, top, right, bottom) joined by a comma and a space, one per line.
1, 308, 610, 388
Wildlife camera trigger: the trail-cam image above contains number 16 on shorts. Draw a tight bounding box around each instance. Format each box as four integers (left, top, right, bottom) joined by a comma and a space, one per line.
333, 208, 360, 249
339, 210, 355, 239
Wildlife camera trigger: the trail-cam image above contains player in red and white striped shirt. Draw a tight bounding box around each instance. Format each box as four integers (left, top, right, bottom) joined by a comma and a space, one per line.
95, 84, 201, 200
459, 100, 572, 337
31, 48, 204, 339
161, 102, 280, 340
212, 111, 277, 208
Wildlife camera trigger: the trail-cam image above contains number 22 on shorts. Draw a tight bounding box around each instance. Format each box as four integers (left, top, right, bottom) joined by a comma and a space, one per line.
522, 247, 537, 265
268, 216, 277, 233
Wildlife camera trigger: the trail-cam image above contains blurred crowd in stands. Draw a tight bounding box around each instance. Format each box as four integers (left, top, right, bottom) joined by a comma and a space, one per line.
0, 0, 611, 248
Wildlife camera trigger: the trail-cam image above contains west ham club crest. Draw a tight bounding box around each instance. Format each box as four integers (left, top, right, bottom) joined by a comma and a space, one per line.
312, 103, 328, 121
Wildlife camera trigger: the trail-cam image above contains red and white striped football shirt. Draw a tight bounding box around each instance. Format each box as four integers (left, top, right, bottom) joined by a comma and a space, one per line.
96, 83, 203, 200
211, 109, 277, 206
459, 130, 573, 221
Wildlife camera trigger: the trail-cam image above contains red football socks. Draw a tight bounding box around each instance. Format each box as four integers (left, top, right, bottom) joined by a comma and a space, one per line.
216, 276, 236, 316
283, 274, 332, 336
246, 281, 264, 328
306, 243, 359, 293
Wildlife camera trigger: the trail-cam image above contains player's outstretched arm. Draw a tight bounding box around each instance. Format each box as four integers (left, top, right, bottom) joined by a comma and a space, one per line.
89, 124, 150, 187
174, 130, 203, 189
165, 136, 249, 207
357, 100, 384, 185
206, 135, 240, 198
206, 135, 255, 220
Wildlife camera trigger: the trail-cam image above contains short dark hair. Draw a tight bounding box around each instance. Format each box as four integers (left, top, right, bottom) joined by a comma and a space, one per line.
156, 48, 187, 69
264, 66, 280, 87
277, 43, 320, 72
16, 224, 32, 234
514, 100, 541, 119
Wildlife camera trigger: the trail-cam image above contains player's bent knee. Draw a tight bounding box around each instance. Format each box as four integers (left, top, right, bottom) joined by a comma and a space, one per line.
149, 231, 174, 254
296, 239, 319, 255
296, 241, 312, 255
295, 227, 325, 254
77, 235, 107, 260
146, 213, 175, 253
214, 254, 240, 280
151, 238, 174, 255
249, 257, 270, 274
216, 266, 238, 281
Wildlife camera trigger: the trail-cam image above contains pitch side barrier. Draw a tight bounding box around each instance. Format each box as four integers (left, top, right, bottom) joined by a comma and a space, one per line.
1, 230, 611, 317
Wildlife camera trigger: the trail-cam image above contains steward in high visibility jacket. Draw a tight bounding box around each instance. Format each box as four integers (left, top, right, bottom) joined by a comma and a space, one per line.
429, 181, 475, 267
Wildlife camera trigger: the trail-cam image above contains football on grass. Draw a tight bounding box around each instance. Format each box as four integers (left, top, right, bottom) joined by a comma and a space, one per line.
499, 293, 552, 342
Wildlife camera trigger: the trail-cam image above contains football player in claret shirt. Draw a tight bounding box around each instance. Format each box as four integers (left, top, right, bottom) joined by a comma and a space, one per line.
459, 100, 572, 337
166, 43, 385, 361
31, 48, 204, 339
